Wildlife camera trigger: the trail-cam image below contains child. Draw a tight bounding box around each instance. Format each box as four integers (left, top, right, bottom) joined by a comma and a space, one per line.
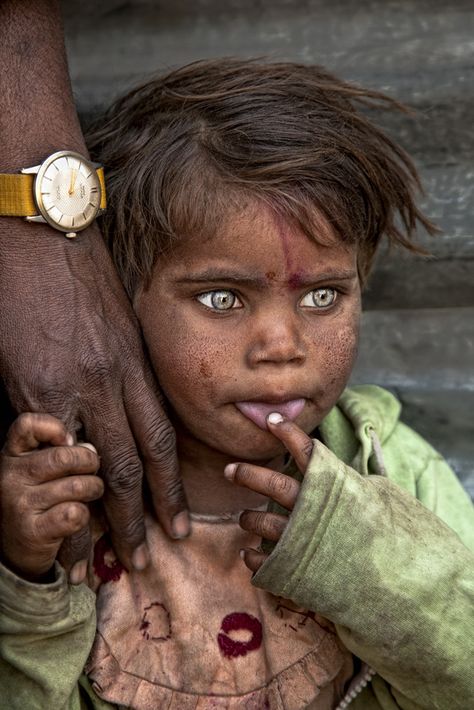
1, 59, 473, 710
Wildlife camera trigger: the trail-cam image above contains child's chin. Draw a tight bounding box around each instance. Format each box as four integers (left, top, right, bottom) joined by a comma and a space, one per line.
218, 429, 290, 463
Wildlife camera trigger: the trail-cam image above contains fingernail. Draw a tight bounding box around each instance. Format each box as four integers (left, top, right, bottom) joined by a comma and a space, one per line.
239, 548, 246, 559
171, 511, 190, 539
132, 543, 151, 571
65, 434, 75, 447
78, 442, 98, 454
267, 412, 284, 425
69, 559, 88, 585
224, 463, 237, 480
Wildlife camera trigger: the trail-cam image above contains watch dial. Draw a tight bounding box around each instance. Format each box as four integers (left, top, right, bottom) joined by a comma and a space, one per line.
36, 153, 101, 231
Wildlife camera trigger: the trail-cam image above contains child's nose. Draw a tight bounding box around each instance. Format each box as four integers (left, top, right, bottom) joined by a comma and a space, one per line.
246, 310, 305, 368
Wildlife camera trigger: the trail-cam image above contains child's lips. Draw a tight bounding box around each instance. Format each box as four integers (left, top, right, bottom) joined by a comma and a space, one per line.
235, 398, 306, 431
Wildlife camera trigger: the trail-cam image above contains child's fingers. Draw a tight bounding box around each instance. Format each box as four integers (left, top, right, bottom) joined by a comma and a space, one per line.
35, 501, 91, 542
3, 412, 73, 456
10, 444, 100, 484
266, 414, 314, 473
225, 462, 299, 510
33, 474, 104, 511
239, 510, 288, 541
58, 526, 91, 582
240, 548, 268, 573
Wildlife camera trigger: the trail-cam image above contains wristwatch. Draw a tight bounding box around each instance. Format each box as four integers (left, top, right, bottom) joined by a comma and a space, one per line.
0, 151, 106, 238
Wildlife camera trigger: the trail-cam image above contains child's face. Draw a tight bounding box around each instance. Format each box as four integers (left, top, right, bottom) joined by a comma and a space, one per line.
135, 202, 361, 462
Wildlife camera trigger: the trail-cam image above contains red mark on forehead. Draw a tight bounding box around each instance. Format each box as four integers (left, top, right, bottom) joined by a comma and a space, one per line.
272, 212, 306, 289
287, 270, 306, 289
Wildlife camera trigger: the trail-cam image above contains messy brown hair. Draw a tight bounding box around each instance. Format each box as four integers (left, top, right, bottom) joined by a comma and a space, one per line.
87, 58, 436, 297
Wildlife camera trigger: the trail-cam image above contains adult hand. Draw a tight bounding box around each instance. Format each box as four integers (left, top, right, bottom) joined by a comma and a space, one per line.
224, 414, 314, 572
0, 0, 189, 577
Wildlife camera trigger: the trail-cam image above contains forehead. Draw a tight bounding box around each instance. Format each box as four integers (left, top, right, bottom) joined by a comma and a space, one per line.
158, 201, 357, 278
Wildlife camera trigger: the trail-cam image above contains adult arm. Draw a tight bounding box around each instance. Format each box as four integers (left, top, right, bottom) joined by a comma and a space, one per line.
0, 0, 188, 571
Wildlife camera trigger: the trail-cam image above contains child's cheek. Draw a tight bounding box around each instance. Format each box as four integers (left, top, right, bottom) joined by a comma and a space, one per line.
142, 306, 235, 408
312, 317, 360, 408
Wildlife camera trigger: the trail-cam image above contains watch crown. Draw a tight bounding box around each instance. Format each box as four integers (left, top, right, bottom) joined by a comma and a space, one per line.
65, 232, 78, 239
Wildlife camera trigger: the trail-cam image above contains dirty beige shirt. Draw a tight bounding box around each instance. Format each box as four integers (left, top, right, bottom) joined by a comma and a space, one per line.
85, 511, 353, 709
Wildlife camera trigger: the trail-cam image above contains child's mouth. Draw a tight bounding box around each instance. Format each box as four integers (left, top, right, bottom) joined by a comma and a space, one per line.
235, 399, 306, 431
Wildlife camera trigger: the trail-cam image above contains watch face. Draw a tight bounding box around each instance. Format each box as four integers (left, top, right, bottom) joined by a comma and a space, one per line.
34, 151, 102, 232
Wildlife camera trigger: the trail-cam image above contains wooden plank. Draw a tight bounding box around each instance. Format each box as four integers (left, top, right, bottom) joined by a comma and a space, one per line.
352, 307, 474, 390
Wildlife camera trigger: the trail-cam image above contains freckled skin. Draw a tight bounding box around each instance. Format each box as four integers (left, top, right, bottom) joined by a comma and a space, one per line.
135, 202, 361, 511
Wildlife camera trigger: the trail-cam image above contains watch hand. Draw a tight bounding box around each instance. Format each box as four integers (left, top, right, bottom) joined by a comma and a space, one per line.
68, 169, 77, 195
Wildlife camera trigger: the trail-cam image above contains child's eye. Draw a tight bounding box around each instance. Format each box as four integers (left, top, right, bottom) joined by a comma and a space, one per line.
300, 287, 337, 309
196, 290, 243, 311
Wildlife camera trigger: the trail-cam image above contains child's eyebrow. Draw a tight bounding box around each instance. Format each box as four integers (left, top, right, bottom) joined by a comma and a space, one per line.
175, 268, 357, 287
176, 269, 267, 287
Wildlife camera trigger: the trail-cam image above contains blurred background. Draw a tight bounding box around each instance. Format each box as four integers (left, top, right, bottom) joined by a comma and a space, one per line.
61, 0, 474, 496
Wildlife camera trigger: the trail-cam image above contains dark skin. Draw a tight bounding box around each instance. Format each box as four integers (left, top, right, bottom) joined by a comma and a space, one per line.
0, 414, 102, 584
228, 414, 314, 573
0, 0, 188, 579
0, 411, 310, 581
1, 204, 359, 582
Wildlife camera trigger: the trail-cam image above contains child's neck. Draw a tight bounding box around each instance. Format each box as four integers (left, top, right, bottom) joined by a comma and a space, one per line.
175, 428, 283, 516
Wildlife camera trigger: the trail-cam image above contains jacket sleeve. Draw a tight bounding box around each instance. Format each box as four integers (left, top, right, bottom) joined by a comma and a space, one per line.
0, 560, 109, 710
252, 439, 474, 710
381, 420, 474, 552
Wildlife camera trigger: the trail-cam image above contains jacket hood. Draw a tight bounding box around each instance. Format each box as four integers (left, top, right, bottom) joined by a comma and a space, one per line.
319, 385, 401, 475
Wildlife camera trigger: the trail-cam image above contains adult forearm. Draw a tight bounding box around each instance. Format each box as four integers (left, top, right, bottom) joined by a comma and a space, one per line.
0, 0, 187, 570
0, 0, 107, 264
0, 0, 86, 170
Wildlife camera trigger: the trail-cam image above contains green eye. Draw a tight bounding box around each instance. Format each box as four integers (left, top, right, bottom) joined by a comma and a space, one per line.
197, 290, 242, 311
300, 288, 336, 309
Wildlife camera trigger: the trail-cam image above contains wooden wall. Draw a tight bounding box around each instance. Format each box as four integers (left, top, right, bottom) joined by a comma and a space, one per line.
57, 1, 472, 496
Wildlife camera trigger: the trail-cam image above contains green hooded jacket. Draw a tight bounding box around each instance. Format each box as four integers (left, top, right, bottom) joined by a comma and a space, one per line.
254, 385, 474, 709
1, 385, 473, 709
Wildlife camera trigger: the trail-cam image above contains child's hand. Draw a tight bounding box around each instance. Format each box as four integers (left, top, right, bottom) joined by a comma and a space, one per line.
0, 413, 103, 583
224, 414, 313, 573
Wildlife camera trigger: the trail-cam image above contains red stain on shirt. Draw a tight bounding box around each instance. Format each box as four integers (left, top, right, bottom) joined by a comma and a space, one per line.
93, 534, 125, 582
140, 602, 172, 641
217, 612, 262, 658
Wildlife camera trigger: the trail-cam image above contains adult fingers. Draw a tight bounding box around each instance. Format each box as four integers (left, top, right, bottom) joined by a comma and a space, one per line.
61, 444, 100, 580
266, 413, 314, 473
224, 462, 299, 510
240, 548, 268, 573
3, 412, 72, 456
124, 372, 189, 540
239, 510, 288, 541
55, 440, 98, 575
85, 407, 148, 571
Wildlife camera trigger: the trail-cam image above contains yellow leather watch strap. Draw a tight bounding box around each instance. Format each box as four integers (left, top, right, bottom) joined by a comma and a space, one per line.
97, 167, 107, 210
0, 166, 106, 216
0, 174, 36, 216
